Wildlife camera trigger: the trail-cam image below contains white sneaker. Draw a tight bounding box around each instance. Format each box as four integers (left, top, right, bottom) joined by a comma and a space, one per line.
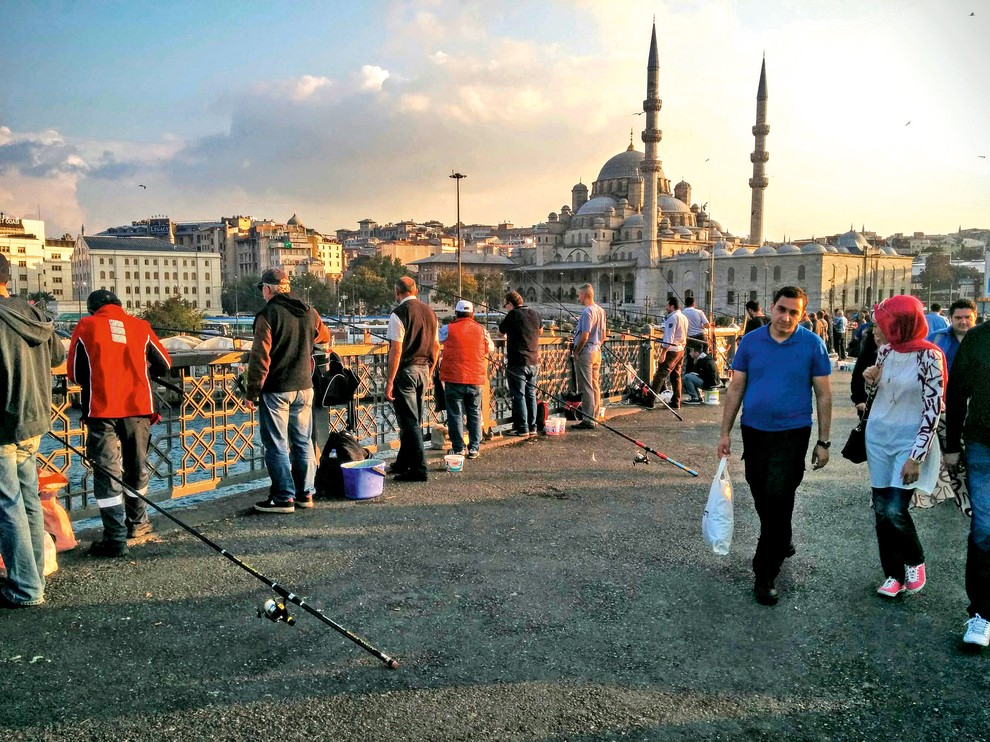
963, 614, 990, 647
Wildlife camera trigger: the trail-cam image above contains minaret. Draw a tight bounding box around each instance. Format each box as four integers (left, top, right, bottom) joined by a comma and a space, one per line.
640, 23, 662, 265
748, 57, 769, 246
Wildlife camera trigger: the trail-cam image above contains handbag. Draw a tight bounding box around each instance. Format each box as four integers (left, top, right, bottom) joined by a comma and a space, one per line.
841, 393, 875, 464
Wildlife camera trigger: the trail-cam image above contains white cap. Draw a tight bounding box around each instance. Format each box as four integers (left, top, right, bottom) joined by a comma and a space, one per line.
455, 299, 474, 313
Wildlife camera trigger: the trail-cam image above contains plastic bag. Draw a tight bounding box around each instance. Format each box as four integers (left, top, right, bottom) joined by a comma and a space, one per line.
702, 457, 734, 555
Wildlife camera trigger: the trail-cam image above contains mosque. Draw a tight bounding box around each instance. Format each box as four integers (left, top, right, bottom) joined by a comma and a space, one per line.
511, 24, 912, 320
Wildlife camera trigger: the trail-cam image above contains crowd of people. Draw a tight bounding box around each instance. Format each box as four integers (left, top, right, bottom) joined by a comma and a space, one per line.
2, 250, 988, 652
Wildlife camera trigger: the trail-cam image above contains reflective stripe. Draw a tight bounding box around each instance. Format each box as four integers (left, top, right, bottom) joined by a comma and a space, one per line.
96, 496, 124, 509
124, 487, 148, 499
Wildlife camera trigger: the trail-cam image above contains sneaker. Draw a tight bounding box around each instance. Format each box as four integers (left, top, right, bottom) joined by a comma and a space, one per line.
393, 471, 428, 482
0, 593, 40, 610
88, 540, 129, 558
573, 421, 597, 430
387, 463, 407, 475
877, 577, 905, 598
253, 498, 295, 514
528, 431, 538, 439
904, 563, 926, 593
467, 449, 480, 459
447, 449, 464, 456
963, 614, 990, 647
127, 522, 153, 539
754, 579, 779, 606
507, 429, 528, 437
295, 494, 314, 509
684, 398, 703, 405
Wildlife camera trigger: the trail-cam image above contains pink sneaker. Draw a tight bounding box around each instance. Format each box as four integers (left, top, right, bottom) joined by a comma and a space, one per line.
877, 577, 905, 598
905, 563, 927, 593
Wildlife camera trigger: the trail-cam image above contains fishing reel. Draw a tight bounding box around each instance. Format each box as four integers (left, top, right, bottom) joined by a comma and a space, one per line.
633, 452, 649, 466
258, 598, 296, 626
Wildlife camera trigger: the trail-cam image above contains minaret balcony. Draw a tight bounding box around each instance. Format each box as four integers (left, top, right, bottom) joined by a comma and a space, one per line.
752, 124, 770, 136
748, 177, 769, 189
750, 152, 770, 163
642, 100, 663, 112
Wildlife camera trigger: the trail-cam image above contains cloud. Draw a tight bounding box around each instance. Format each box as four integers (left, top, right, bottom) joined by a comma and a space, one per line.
398, 94, 432, 113
255, 74, 333, 101
359, 65, 390, 91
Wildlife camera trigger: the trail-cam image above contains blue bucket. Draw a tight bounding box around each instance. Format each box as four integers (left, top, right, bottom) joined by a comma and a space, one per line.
341, 459, 387, 500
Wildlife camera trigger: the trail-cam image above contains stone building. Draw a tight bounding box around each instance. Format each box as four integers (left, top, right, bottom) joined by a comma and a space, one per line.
0, 215, 75, 304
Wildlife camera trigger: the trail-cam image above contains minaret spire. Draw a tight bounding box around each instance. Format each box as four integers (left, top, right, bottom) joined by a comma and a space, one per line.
748, 57, 769, 246
640, 22, 663, 267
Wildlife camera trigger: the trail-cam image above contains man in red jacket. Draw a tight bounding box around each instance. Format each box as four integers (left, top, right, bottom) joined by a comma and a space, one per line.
439, 300, 494, 460
68, 290, 171, 557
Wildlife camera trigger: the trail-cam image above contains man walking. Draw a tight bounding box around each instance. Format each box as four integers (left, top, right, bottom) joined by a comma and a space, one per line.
648, 297, 689, 409
571, 283, 607, 430
385, 277, 439, 481
925, 303, 948, 337
718, 286, 832, 606
68, 290, 172, 555
944, 317, 990, 647
499, 291, 541, 438
245, 269, 331, 513
440, 300, 494, 459
832, 309, 848, 361
0, 254, 65, 607
931, 299, 976, 371
743, 300, 769, 335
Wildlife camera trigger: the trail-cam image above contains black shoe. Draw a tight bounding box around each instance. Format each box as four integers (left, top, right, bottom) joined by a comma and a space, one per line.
0, 592, 38, 609
253, 498, 295, 514
507, 429, 529, 437
684, 398, 703, 405
785, 543, 796, 559
387, 463, 408, 475
127, 522, 153, 539
573, 421, 597, 430
393, 471, 428, 482
754, 579, 779, 606
295, 494, 314, 509
88, 540, 130, 558
467, 449, 480, 460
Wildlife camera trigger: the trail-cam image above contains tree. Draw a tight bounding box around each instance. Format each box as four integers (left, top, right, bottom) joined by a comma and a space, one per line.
140, 297, 204, 337
432, 270, 503, 310
221, 275, 268, 316
339, 256, 411, 313
27, 291, 56, 311
289, 273, 336, 314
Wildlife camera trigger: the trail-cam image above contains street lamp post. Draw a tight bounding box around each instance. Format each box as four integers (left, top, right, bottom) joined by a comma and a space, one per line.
450, 172, 466, 296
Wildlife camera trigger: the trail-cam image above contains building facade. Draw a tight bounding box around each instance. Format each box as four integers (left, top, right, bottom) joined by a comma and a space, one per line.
0, 215, 75, 304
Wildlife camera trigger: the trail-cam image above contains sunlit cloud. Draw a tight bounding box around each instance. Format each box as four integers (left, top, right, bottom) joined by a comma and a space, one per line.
359, 65, 390, 91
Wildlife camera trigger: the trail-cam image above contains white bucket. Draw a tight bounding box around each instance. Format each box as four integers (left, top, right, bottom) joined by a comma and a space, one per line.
545, 417, 567, 436
444, 454, 465, 472
705, 389, 720, 405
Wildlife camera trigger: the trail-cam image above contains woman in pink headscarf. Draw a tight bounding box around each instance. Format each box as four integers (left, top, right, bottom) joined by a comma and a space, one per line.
861, 295, 946, 599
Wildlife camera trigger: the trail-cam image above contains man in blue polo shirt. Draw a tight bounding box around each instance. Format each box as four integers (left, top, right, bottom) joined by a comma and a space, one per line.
718, 285, 833, 606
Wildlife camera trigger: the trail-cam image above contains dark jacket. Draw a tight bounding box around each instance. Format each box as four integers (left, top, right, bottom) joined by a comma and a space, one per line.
945, 322, 990, 453
692, 353, 719, 389
850, 328, 879, 405
391, 297, 438, 367
246, 293, 331, 399
499, 305, 541, 367
0, 296, 65, 444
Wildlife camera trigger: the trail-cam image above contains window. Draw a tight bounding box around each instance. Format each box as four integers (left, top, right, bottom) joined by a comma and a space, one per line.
183, 272, 188, 280
109, 271, 114, 279
99, 257, 105, 264
100, 271, 106, 279
154, 272, 158, 279
727, 267, 735, 284
145, 272, 150, 279
206, 286, 211, 295
145, 286, 151, 294
18, 261, 27, 267
205, 273, 210, 281
125, 271, 131, 279
126, 300, 132, 308
52, 277, 63, 284
164, 286, 170, 295
173, 260, 177, 266
205, 300, 211, 308
773, 266, 781, 281
192, 286, 197, 294
125, 258, 130, 265
51, 253, 61, 260
750, 266, 758, 282
145, 259, 149, 266
153, 259, 158, 266
183, 287, 188, 295
797, 265, 806, 281
135, 300, 141, 308
154, 286, 159, 294
750, 290, 757, 302
125, 286, 131, 294
727, 290, 735, 304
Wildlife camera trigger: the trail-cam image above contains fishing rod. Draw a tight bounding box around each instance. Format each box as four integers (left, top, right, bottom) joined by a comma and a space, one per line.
46, 429, 400, 668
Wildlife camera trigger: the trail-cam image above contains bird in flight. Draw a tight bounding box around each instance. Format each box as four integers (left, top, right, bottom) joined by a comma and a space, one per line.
705, 158, 710, 163
905, 121, 911, 126
970, 11, 975, 16
632, 111, 645, 116
138, 184, 147, 189
979, 155, 987, 159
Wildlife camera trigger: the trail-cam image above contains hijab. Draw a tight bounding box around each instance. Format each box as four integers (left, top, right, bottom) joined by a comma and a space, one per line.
873, 294, 947, 390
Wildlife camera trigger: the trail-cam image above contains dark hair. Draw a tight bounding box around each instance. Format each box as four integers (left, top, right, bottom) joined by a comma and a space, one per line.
684, 296, 695, 307
395, 276, 417, 296
772, 285, 808, 309
930, 303, 942, 312
745, 299, 760, 313
87, 289, 122, 313
504, 291, 523, 308
667, 296, 680, 310
0, 253, 9, 284
949, 298, 977, 316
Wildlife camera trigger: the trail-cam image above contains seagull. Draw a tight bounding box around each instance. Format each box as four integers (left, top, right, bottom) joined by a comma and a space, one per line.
970, 11, 975, 15
632, 111, 645, 116
905, 121, 911, 126
138, 184, 147, 189
979, 155, 987, 159
705, 158, 710, 162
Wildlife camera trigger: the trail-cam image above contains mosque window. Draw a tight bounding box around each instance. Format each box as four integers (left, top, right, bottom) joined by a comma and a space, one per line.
798, 265, 806, 280
750, 290, 758, 302
750, 267, 758, 282
666, 270, 674, 284
727, 290, 735, 305
727, 268, 735, 284
638, 231, 643, 240
773, 266, 781, 281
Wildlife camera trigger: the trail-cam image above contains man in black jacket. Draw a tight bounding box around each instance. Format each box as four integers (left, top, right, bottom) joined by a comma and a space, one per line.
499, 291, 542, 437
682, 340, 719, 404
0, 254, 65, 608
246, 268, 331, 513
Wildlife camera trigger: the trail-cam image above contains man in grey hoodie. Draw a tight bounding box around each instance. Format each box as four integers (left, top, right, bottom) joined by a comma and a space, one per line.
0, 254, 65, 608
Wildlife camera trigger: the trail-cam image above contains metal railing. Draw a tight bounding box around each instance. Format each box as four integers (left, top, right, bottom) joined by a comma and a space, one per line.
41, 333, 686, 515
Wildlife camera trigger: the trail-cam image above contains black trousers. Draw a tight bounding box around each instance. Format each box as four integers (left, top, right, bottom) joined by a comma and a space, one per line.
741, 425, 812, 581
86, 417, 152, 543
391, 364, 430, 477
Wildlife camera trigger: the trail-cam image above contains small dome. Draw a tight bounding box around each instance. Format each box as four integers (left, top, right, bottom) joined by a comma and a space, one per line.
777, 243, 801, 254
882, 246, 899, 256
732, 246, 755, 256
823, 244, 838, 253
674, 226, 692, 235
572, 181, 588, 192
696, 249, 711, 259
835, 246, 851, 254
709, 228, 723, 240
575, 196, 619, 216
713, 241, 732, 256
709, 220, 724, 232
660, 216, 671, 226
595, 149, 644, 181
660, 195, 692, 214
287, 213, 301, 226
836, 230, 870, 254
754, 245, 777, 255
622, 213, 645, 228
801, 243, 827, 254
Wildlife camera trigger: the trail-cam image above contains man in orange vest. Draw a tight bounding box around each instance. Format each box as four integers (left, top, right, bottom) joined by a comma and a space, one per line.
439, 300, 494, 459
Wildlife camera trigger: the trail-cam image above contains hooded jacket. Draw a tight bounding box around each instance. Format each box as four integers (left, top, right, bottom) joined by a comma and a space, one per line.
0, 295, 65, 444
245, 292, 331, 399
67, 304, 172, 420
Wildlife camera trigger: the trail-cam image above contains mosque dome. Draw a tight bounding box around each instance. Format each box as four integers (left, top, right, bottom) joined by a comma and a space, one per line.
777, 243, 801, 254
836, 230, 870, 254
882, 246, 899, 256
287, 213, 302, 226
596, 148, 644, 181
622, 213, 645, 228
835, 246, 851, 254
732, 246, 755, 256
713, 241, 732, 256
801, 243, 827, 254
754, 245, 777, 255
823, 244, 838, 253
575, 196, 619, 216
709, 228, 723, 240
674, 226, 693, 236
697, 249, 711, 259
659, 195, 692, 214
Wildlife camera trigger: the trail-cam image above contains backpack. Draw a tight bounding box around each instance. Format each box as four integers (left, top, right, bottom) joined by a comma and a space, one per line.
563, 392, 582, 421
535, 401, 549, 433
313, 350, 360, 408
315, 431, 371, 498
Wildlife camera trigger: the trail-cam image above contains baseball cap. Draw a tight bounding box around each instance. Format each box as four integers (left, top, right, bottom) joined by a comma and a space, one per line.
455, 299, 474, 313
257, 268, 289, 288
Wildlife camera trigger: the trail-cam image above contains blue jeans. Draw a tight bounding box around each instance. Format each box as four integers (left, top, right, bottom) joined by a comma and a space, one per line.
445, 383, 482, 454
0, 436, 45, 605
966, 441, 990, 617
507, 364, 539, 433
259, 390, 316, 504
682, 372, 704, 400
872, 486, 924, 582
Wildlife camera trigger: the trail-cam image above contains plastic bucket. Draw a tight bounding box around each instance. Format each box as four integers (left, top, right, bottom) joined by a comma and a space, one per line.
545, 417, 566, 435
705, 389, 720, 406
444, 454, 465, 472
341, 459, 386, 500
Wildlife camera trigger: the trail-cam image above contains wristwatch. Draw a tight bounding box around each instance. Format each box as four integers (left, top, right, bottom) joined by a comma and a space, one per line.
816, 440, 831, 449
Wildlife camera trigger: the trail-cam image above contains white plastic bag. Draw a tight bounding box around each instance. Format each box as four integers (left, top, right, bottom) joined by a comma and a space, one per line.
702, 457, 734, 555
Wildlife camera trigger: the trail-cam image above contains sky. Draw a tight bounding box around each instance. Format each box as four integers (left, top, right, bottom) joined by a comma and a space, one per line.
1, 0, 988, 242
